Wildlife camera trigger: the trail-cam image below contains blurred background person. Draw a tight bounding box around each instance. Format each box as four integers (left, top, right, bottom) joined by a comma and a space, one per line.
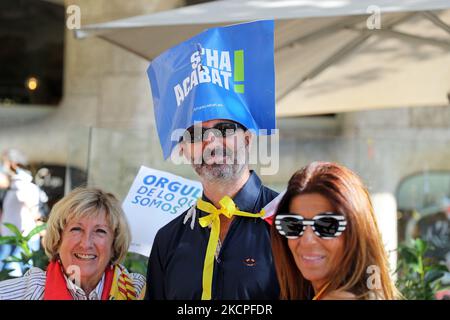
0, 148, 42, 277
0, 169, 10, 221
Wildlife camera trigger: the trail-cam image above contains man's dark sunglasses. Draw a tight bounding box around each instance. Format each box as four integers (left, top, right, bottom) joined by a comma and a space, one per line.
181, 122, 246, 143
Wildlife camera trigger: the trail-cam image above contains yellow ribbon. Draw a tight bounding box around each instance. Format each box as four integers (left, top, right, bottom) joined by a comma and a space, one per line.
196, 196, 265, 300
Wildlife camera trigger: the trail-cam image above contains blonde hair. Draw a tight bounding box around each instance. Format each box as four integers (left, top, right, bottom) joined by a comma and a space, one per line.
43, 187, 131, 265
271, 162, 400, 300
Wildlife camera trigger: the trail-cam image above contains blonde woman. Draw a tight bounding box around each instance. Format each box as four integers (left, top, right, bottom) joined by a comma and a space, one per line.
271, 162, 399, 300
0, 187, 146, 300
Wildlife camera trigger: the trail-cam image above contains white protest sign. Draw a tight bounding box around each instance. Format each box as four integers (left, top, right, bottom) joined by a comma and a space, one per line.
122, 166, 203, 256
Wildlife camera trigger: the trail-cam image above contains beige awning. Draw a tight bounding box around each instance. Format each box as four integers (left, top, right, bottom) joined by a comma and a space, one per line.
75, 0, 450, 117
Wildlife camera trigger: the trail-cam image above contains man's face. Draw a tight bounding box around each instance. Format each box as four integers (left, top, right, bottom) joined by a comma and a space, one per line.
180, 119, 252, 182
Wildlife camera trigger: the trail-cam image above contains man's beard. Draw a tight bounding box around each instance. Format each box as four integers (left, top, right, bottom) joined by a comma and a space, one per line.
192, 145, 248, 182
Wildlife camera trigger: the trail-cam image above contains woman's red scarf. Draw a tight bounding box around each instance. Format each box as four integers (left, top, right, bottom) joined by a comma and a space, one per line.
43, 260, 137, 300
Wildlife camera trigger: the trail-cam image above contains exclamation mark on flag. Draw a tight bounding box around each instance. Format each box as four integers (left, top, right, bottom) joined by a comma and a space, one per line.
234, 50, 244, 93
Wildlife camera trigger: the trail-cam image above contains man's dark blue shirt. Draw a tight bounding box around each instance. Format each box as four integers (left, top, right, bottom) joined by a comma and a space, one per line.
146, 171, 280, 300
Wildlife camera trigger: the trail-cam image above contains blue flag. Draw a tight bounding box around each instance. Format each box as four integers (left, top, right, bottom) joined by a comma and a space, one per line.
147, 20, 275, 159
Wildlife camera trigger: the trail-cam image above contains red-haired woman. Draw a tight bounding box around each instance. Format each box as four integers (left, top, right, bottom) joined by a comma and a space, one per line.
271, 162, 399, 300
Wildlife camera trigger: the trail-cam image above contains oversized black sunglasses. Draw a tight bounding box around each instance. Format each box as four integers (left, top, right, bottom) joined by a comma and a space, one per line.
275, 213, 347, 239
181, 122, 246, 143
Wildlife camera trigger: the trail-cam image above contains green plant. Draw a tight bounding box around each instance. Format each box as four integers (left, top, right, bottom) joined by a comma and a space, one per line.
123, 252, 148, 276
0, 223, 48, 280
396, 238, 449, 299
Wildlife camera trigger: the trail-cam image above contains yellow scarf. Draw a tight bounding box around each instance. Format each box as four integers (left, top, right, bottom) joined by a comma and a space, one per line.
197, 196, 265, 300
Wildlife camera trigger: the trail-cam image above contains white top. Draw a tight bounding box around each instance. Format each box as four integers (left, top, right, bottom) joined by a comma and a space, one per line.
0, 267, 146, 300
1, 170, 41, 237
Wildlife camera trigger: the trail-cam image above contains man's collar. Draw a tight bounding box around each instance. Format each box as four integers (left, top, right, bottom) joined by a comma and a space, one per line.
201, 170, 262, 213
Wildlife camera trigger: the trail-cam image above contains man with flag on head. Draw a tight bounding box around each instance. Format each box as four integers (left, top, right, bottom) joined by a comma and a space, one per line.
145, 20, 280, 300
